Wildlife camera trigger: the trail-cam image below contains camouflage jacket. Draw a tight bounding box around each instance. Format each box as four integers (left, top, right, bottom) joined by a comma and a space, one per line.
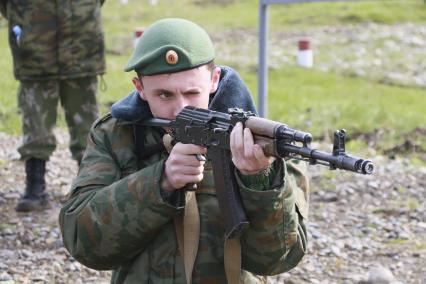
2, 0, 106, 80
59, 117, 308, 283
59, 67, 308, 283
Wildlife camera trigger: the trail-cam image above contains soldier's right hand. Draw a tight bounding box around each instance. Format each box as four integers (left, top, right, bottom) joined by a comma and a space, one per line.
161, 143, 207, 191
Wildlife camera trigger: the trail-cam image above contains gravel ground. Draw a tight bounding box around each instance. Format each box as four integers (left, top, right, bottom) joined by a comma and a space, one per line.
0, 132, 110, 284
214, 22, 426, 88
0, 129, 425, 284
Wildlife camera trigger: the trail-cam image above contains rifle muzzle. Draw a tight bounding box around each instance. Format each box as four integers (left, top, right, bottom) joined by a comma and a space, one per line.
359, 160, 374, 175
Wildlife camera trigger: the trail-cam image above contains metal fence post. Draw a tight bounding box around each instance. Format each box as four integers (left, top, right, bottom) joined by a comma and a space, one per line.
258, 0, 268, 117
257, 0, 355, 118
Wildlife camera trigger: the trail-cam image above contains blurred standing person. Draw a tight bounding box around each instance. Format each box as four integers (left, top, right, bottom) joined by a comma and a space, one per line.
0, 0, 106, 212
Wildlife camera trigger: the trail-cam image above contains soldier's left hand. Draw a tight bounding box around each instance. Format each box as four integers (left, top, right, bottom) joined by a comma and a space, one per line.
230, 122, 275, 175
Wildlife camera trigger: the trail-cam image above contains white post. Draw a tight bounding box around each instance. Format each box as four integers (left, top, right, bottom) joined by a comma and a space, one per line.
134, 27, 145, 49
297, 39, 313, 68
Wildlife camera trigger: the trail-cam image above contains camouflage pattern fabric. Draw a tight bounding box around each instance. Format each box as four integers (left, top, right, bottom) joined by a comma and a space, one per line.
4, 0, 105, 80
18, 77, 99, 162
59, 115, 308, 283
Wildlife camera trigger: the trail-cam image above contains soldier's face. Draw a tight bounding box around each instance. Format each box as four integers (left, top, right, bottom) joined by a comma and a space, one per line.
133, 65, 221, 120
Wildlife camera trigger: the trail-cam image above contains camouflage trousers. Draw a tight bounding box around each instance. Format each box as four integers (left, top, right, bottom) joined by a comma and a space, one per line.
18, 77, 99, 162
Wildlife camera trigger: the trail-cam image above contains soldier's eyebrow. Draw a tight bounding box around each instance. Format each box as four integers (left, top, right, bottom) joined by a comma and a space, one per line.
151, 87, 202, 95
182, 87, 202, 94
152, 88, 173, 94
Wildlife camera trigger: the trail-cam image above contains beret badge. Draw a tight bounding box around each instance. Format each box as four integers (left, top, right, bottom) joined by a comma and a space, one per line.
165, 50, 178, 65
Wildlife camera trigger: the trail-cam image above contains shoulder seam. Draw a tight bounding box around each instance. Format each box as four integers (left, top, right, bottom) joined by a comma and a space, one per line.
93, 113, 113, 128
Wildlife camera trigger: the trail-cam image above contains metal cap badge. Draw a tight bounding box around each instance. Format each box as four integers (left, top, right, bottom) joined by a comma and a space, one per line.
165, 50, 178, 65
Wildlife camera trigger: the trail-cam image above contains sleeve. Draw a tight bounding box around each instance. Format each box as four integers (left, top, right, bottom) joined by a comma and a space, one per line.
59, 124, 183, 270
236, 159, 309, 275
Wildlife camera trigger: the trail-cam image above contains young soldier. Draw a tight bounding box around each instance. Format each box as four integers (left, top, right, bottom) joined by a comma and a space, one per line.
60, 18, 308, 283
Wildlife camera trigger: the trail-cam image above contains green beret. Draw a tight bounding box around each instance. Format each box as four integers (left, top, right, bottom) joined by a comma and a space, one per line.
124, 18, 215, 75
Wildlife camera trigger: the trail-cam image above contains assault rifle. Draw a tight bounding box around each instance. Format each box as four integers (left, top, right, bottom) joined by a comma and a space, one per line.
141, 106, 374, 239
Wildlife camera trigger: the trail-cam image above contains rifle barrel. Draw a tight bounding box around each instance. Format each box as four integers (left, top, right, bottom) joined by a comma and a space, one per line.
279, 143, 374, 174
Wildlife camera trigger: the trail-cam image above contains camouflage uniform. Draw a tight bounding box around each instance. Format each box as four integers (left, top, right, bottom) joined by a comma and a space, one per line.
1, 0, 106, 161
60, 116, 308, 283
18, 78, 99, 161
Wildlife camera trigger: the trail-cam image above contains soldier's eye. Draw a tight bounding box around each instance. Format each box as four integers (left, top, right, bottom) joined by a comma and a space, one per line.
159, 92, 172, 99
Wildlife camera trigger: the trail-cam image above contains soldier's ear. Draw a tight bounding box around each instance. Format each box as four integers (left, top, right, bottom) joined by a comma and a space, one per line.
132, 77, 147, 100
209, 66, 221, 94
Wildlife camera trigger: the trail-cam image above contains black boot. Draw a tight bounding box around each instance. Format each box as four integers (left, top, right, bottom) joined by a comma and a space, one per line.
15, 158, 49, 212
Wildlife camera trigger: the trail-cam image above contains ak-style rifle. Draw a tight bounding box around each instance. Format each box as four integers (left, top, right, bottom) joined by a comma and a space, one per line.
141, 106, 374, 238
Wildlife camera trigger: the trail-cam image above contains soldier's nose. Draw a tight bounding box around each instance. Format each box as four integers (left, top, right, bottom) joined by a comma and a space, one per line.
174, 98, 189, 116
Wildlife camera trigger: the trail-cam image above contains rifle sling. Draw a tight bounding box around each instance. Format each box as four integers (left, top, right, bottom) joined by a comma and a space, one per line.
174, 190, 241, 284
134, 124, 241, 283
224, 238, 242, 284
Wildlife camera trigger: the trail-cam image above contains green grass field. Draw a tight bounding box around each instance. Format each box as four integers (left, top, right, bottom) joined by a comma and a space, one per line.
0, 0, 425, 156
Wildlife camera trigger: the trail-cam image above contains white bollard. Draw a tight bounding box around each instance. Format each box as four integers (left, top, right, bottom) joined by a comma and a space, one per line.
134, 27, 145, 49
297, 39, 313, 68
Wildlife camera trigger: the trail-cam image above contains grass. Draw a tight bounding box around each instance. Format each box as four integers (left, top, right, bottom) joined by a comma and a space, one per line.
411, 155, 426, 167
0, 26, 20, 135
407, 198, 420, 210
100, 0, 426, 35
264, 67, 424, 135
270, 0, 426, 28
0, 0, 425, 155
